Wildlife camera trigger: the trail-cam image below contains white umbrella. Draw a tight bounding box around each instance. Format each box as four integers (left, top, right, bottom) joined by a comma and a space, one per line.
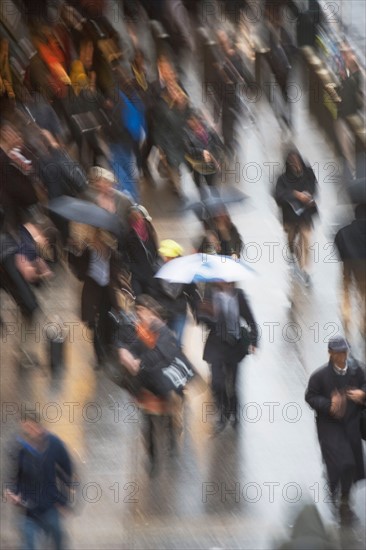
155, 253, 256, 283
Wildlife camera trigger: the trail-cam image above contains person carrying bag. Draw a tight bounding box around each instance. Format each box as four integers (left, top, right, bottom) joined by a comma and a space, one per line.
199, 282, 258, 432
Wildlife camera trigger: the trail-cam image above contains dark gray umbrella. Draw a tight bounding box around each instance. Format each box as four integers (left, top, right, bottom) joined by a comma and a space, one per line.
47, 196, 121, 236
184, 186, 248, 221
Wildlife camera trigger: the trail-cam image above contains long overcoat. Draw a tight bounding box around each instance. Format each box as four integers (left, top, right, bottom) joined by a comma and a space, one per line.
305, 359, 366, 486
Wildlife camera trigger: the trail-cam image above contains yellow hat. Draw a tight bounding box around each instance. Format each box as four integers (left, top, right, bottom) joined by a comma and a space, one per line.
158, 239, 184, 258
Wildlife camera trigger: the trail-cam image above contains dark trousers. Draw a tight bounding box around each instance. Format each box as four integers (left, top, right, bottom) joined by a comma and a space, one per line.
211, 360, 239, 421
81, 278, 112, 363
192, 171, 219, 199
324, 447, 356, 501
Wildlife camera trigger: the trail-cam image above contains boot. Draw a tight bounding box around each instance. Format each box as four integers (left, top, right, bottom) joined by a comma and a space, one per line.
339, 494, 357, 525
167, 392, 184, 455
143, 415, 158, 476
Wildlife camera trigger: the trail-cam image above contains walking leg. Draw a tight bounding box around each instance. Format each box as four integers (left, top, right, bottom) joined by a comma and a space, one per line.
298, 224, 312, 285
142, 414, 157, 476
211, 361, 227, 432
42, 507, 64, 550
226, 362, 239, 426
167, 391, 184, 455
284, 224, 298, 265
353, 265, 366, 339
21, 515, 39, 550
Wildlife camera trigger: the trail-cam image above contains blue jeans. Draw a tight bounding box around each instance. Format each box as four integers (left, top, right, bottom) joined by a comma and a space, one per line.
109, 143, 140, 203
21, 507, 64, 550
168, 313, 186, 346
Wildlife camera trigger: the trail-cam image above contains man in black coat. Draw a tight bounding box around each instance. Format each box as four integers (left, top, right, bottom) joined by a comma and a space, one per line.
305, 336, 366, 523
335, 204, 366, 338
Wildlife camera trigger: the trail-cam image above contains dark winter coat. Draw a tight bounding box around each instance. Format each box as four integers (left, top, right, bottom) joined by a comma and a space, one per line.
125, 225, 160, 295
0, 232, 38, 317
335, 217, 366, 263
7, 433, 73, 514
123, 321, 194, 396
79, 248, 121, 326
305, 358, 366, 486
275, 156, 318, 226
152, 94, 188, 168
335, 216, 366, 283
183, 120, 223, 175
0, 148, 38, 232
39, 146, 88, 199
201, 287, 258, 364
152, 280, 199, 321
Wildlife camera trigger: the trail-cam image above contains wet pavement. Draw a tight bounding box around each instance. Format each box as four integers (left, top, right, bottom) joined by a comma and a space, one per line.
1, 7, 366, 550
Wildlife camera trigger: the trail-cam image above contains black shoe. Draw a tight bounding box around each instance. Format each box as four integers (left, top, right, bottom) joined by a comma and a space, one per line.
339, 502, 358, 525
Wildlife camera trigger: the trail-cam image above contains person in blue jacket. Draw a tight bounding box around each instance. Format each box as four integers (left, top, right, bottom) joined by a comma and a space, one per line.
5, 412, 74, 550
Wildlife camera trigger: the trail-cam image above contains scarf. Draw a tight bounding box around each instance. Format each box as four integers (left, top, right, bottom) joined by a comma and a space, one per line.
131, 218, 149, 242
195, 124, 209, 147
213, 290, 241, 340
332, 362, 348, 376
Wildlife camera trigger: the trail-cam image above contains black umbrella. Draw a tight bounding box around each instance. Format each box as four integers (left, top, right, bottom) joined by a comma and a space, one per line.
47, 196, 121, 236
184, 186, 248, 221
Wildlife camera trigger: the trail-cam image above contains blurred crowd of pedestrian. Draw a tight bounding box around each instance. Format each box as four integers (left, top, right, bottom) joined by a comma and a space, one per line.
1, 1, 365, 549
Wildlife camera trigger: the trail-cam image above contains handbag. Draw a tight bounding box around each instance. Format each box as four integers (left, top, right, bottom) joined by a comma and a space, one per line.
196, 298, 216, 325
70, 111, 103, 134
162, 355, 195, 391
220, 326, 250, 363
185, 154, 220, 175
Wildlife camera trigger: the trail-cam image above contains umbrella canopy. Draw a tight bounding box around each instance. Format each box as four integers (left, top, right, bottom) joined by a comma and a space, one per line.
184, 187, 248, 221
47, 196, 121, 236
155, 253, 256, 283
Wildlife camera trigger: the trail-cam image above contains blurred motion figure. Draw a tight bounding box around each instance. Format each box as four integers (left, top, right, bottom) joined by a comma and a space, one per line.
5, 412, 74, 550
275, 149, 318, 286
305, 337, 366, 524
335, 204, 366, 341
